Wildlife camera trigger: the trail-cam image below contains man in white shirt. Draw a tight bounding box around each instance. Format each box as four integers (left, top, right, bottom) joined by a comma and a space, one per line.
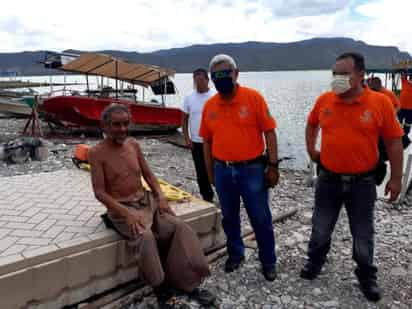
182, 68, 216, 202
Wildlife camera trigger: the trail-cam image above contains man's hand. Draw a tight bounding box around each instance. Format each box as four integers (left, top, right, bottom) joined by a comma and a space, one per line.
309, 150, 320, 163
207, 169, 214, 186
385, 176, 402, 202
185, 137, 193, 150
125, 210, 145, 236
265, 166, 279, 188
158, 196, 176, 216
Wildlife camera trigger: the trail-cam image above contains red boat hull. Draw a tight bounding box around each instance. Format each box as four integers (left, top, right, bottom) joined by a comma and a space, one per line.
40, 96, 183, 131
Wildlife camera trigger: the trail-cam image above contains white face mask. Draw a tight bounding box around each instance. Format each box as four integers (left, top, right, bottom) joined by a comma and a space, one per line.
331, 75, 351, 95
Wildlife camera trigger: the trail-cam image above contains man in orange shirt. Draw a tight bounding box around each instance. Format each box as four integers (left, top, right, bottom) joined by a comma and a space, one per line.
367, 77, 400, 111
199, 54, 279, 281
302, 53, 403, 302
399, 72, 412, 134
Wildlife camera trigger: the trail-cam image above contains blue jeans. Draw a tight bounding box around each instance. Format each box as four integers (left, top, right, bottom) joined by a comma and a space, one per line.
214, 161, 276, 268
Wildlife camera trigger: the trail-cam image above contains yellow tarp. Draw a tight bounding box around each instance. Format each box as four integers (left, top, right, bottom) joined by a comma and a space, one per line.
78, 162, 193, 202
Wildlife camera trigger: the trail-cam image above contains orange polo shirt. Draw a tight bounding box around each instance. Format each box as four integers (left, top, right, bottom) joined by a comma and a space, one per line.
380, 87, 400, 110
199, 85, 276, 161
400, 76, 412, 109
308, 88, 403, 174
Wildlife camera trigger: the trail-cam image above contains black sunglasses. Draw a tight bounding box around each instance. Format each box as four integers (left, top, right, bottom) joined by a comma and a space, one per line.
211, 69, 233, 81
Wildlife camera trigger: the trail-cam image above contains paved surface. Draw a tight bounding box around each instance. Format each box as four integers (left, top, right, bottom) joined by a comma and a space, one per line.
0, 170, 107, 263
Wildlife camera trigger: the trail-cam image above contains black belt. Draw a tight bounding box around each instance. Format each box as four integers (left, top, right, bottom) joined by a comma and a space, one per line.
214, 155, 265, 167
318, 166, 376, 183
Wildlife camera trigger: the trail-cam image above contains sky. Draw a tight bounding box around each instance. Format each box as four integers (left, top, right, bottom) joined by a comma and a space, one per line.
0, 0, 411, 54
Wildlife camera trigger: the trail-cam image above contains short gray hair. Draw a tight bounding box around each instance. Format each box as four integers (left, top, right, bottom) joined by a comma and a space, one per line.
101, 103, 130, 124
209, 54, 237, 72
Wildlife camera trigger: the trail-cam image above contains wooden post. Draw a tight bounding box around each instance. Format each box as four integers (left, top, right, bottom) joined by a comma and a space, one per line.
86, 74, 90, 97
115, 60, 119, 99
22, 95, 42, 137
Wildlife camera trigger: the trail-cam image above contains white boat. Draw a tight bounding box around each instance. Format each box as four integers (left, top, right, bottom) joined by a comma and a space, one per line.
0, 96, 32, 117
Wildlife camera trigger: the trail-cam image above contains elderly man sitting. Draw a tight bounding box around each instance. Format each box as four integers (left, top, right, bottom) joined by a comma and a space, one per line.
88, 104, 215, 308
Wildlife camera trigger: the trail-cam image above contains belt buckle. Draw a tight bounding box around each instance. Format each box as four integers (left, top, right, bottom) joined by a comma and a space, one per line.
225, 160, 234, 166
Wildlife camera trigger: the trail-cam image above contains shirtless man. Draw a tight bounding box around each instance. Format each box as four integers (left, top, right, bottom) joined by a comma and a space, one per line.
88, 104, 215, 308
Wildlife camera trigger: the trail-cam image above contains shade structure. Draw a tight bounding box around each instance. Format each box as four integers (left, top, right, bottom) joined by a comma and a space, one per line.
61, 52, 175, 87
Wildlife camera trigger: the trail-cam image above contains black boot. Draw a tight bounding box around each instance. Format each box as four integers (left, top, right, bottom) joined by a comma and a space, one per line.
355, 268, 382, 302
300, 261, 323, 280
262, 264, 277, 281
224, 256, 245, 273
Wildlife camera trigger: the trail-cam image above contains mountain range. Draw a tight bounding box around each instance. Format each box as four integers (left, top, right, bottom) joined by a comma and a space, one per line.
0, 37, 410, 76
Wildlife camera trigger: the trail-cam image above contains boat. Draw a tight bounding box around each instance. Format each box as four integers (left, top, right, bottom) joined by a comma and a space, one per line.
42, 95, 183, 131
0, 96, 32, 117
40, 52, 183, 132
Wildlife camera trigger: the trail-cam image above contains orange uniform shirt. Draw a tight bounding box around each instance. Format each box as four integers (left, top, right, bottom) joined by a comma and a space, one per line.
380, 87, 400, 110
400, 76, 412, 109
199, 85, 276, 161
308, 88, 403, 174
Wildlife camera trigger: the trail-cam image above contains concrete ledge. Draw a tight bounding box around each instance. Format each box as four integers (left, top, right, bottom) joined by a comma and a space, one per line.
0, 170, 224, 309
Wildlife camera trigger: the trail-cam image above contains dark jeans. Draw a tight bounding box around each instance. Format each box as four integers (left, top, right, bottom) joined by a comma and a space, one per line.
214, 160, 276, 268
191, 142, 214, 202
307, 173, 378, 279
398, 109, 412, 135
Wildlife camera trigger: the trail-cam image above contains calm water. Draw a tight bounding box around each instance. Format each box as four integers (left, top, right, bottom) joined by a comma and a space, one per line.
3, 71, 333, 170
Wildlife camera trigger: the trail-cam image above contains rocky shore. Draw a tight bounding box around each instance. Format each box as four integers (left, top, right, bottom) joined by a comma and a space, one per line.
0, 118, 411, 308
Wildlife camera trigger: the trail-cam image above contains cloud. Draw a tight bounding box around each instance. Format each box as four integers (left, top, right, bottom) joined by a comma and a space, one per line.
0, 0, 410, 55
261, 0, 351, 17
349, 0, 412, 53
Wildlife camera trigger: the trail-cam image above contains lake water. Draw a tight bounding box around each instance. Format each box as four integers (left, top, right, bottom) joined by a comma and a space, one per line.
3, 71, 333, 170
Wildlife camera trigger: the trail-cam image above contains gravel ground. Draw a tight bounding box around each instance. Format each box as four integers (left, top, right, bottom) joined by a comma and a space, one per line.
0, 118, 411, 308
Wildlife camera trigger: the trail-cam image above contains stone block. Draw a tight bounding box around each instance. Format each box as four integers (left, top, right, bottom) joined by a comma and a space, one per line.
0, 268, 33, 309
185, 210, 221, 235
90, 242, 119, 278
31, 258, 68, 302
0, 254, 28, 276
66, 250, 94, 289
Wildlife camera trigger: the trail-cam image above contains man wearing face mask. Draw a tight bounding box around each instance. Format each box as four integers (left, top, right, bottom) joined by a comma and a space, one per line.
301, 53, 404, 302
182, 68, 216, 202
199, 54, 280, 281
89, 104, 215, 308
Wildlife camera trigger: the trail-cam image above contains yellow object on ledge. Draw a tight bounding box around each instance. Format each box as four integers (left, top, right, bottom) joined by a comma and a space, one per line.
77, 162, 193, 202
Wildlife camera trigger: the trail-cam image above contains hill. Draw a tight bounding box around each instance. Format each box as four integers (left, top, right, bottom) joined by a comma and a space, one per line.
0, 37, 410, 75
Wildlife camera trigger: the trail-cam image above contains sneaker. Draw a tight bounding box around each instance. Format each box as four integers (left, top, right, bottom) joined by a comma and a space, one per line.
188, 288, 216, 306
262, 265, 277, 281
300, 261, 322, 280
224, 256, 245, 273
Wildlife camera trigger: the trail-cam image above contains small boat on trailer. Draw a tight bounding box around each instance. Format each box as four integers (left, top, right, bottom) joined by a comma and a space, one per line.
40, 52, 183, 132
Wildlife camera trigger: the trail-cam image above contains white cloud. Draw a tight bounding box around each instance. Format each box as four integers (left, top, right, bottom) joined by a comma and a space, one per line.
0, 0, 410, 55
261, 0, 351, 17
353, 0, 412, 53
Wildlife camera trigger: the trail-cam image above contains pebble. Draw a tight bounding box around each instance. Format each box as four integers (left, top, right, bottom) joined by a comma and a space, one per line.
312, 288, 322, 296
390, 267, 408, 277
